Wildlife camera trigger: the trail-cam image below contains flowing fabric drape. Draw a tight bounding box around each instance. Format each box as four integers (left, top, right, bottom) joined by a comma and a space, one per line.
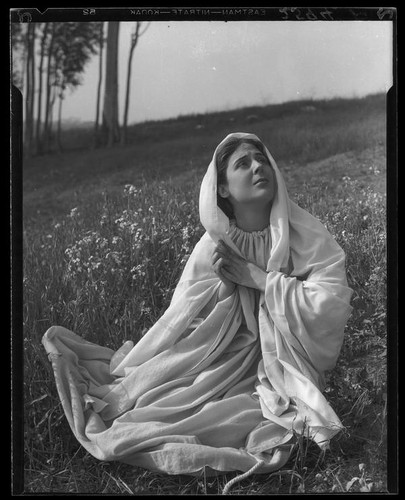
42, 132, 353, 475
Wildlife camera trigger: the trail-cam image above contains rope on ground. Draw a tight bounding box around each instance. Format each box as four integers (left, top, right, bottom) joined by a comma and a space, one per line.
222, 459, 265, 495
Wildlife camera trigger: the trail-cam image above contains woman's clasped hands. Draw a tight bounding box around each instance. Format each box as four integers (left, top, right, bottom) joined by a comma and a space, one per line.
212, 240, 267, 295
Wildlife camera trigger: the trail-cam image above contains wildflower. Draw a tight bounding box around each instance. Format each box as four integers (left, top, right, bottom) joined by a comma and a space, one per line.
54, 223, 61, 230
180, 254, 190, 265
69, 207, 79, 218
124, 184, 138, 196
106, 252, 121, 265
131, 264, 146, 279
90, 261, 101, 271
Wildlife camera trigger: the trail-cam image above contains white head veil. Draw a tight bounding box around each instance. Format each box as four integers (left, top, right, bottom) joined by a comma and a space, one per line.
199, 132, 291, 272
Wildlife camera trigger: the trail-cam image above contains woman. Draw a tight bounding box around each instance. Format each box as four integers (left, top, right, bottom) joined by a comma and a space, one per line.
42, 132, 353, 478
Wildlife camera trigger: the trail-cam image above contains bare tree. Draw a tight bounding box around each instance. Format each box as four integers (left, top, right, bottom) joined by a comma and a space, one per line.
29, 24, 36, 149
94, 22, 105, 147
56, 85, 65, 152
102, 22, 120, 147
47, 80, 57, 147
43, 22, 56, 151
35, 23, 49, 154
24, 23, 36, 155
121, 22, 150, 145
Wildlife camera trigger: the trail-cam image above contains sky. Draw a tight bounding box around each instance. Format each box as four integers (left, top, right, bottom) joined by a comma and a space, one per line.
61, 20, 393, 125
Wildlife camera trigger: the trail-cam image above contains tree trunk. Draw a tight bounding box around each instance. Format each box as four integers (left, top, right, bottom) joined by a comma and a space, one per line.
43, 23, 55, 152
24, 23, 34, 155
24, 24, 31, 149
121, 22, 149, 146
36, 23, 48, 154
121, 42, 136, 146
48, 83, 57, 150
102, 21, 120, 147
94, 22, 104, 148
29, 24, 36, 149
56, 91, 63, 153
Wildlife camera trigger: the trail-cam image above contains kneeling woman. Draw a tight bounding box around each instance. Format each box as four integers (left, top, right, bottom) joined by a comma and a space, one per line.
43, 132, 353, 477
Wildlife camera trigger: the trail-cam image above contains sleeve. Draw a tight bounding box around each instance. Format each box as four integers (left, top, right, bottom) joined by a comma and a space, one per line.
263, 231, 353, 375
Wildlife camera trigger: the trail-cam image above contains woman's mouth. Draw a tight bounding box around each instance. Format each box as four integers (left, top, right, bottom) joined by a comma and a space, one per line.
253, 178, 268, 186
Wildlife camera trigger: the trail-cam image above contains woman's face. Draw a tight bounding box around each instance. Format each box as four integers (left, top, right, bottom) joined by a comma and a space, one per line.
218, 143, 277, 209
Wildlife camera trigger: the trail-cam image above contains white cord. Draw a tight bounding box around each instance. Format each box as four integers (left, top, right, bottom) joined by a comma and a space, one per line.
222, 459, 265, 495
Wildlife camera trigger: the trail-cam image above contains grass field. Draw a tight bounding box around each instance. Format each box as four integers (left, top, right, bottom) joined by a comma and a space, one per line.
20, 93, 391, 494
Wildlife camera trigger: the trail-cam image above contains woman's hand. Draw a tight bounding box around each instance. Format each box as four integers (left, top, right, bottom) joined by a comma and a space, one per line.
212, 240, 267, 293
212, 244, 236, 299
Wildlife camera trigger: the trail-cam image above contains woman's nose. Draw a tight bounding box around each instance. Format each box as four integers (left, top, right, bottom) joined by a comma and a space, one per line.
251, 160, 263, 173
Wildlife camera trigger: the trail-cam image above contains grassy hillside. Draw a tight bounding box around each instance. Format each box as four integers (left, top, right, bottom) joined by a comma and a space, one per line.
23, 93, 386, 229
21, 93, 389, 494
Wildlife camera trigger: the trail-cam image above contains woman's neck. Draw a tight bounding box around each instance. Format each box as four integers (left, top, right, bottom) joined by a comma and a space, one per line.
233, 202, 271, 232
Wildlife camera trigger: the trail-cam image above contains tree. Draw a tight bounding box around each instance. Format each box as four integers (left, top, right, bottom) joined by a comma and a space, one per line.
54, 23, 99, 152
24, 22, 36, 155
121, 22, 150, 145
94, 22, 105, 147
102, 22, 120, 147
35, 23, 49, 154
42, 22, 56, 152
11, 22, 26, 91
13, 21, 101, 155
39, 22, 99, 152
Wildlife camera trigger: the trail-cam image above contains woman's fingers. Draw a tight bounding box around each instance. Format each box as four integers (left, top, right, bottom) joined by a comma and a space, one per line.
213, 242, 248, 285
212, 257, 236, 288
213, 254, 232, 274
220, 267, 236, 283
213, 255, 236, 280
216, 241, 242, 264
213, 249, 234, 268
213, 256, 226, 274
212, 250, 222, 265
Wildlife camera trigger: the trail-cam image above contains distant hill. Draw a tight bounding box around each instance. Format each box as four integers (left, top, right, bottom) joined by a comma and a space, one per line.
54, 93, 386, 155
61, 119, 94, 130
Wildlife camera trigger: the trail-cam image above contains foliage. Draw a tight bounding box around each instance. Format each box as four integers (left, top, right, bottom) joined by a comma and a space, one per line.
52, 23, 99, 96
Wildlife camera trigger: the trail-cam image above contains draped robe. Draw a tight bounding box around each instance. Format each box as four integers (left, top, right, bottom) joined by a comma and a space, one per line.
42, 133, 353, 475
